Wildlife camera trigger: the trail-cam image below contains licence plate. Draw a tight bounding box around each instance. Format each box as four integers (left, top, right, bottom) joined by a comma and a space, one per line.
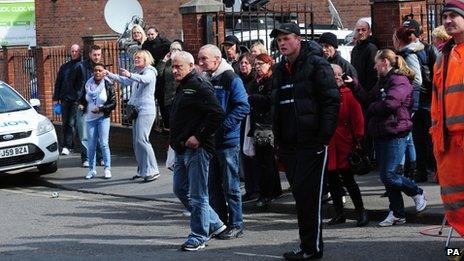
0, 146, 29, 158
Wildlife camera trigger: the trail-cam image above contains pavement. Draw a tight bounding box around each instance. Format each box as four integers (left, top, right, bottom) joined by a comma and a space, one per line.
42, 152, 445, 225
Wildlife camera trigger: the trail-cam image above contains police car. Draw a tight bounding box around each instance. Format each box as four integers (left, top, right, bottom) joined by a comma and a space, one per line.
0, 81, 59, 174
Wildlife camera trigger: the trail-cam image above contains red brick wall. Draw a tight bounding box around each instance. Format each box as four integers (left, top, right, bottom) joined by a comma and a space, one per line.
35, 0, 370, 48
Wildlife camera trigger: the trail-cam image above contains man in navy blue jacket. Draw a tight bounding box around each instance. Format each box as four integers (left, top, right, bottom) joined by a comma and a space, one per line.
198, 44, 250, 239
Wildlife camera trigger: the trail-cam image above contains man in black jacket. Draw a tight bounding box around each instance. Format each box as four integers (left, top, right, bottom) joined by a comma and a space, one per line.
270, 23, 340, 260
53, 44, 81, 156
170, 51, 227, 251
318, 32, 358, 79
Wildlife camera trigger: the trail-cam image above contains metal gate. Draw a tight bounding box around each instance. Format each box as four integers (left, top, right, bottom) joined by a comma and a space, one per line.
223, 3, 314, 56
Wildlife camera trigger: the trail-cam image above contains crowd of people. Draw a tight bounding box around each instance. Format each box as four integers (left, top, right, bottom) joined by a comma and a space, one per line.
51, 0, 464, 259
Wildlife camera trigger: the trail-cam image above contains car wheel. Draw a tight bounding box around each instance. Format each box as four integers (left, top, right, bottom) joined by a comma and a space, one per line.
37, 161, 58, 175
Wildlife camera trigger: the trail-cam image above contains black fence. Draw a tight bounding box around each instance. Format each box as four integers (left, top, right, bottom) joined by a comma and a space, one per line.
223, 3, 314, 56
421, 1, 444, 43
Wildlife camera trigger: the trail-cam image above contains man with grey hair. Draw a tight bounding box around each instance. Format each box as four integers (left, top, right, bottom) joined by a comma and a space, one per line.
170, 51, 227, 251
53, 44, 81, 156
198, 44, 250, 240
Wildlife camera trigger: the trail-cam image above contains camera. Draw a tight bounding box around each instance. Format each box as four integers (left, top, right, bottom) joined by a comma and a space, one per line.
341, 73, 349, 81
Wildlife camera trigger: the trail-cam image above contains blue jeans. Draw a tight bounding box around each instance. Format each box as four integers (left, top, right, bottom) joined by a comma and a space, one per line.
374, 137, 423, 218
401, 132, 416, 165
173, 148, 224, 244
209, 145, 243, 229
75, 110, 88, 162
86, 116, 111, 171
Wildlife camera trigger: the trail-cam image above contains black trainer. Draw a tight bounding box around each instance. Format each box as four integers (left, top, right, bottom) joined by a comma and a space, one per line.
218, 227, 243, 240
143, 173, 160, 182
181, 241, 206, 251
210, 224, 227, 238
283, 248, 323, 260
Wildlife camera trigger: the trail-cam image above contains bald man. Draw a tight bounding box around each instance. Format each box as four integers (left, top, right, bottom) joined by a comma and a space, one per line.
53, 44, 81, 156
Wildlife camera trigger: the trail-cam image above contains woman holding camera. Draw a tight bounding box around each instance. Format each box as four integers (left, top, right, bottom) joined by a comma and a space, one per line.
248, 53, 282, 207
106, 50, 160, 182
326, 64, 368, 226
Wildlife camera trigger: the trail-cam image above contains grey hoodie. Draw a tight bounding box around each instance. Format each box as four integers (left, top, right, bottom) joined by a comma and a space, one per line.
108, 65, 158, 115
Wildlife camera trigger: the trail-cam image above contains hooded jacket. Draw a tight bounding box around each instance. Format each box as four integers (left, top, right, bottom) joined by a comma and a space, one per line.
271, 40, 340, 149
205, 59, 250, 148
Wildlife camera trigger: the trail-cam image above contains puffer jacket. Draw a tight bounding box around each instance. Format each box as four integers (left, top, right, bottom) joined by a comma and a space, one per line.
271, 40, 340, 149
350, 69, 413, 138
205, 59, 250, 149
327, 51, 358, 79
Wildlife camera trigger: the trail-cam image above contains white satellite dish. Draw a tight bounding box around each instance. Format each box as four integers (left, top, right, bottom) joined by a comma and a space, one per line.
104, 0, 143, 34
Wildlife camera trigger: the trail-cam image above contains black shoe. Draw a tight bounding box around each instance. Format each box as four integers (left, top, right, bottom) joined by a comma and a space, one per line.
242, 193, 259, 203
217, 227, 243, 240
181, 241, 206, 251
143, 173, 160, 182
256, 197, 270, 207
283, 248, 323, 260
380, 191, 388, 197
327, 214, 346, 225
132, 175, 142, 180
210, 224, 227, 238
356, 210, 369, 227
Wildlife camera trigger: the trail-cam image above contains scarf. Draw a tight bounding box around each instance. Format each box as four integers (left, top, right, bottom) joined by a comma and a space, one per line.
85, 76, 105, 101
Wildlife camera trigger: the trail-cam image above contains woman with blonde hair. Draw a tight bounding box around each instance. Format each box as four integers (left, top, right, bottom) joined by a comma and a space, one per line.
250, 42, 268, 57
105, 50, 160, 182
349, 49, 427, 227
432, 25, 452, 51
131, 24, 147, 45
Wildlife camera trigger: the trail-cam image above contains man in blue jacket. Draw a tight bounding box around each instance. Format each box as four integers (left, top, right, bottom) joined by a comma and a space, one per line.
198, 44, 250, 239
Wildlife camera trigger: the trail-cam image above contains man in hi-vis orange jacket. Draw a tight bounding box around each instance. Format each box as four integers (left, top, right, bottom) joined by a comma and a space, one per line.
431, 0, 464, 236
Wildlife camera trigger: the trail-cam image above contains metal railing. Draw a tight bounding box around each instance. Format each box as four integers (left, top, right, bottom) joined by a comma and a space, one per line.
12, 48, 37, 101
223, 3, 314, 56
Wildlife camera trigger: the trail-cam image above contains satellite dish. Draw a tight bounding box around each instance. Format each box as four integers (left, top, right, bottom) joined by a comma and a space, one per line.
104, 0, 143, 34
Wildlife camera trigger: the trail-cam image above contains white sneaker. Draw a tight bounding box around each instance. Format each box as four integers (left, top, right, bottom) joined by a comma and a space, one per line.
342, 196, 346, 204
104, 169, 112, 179
61, 147, 70, 155
85, 170, 96, 179
412, 191, 427, 212
82, 161, 89, 168
379, 211, 406, 227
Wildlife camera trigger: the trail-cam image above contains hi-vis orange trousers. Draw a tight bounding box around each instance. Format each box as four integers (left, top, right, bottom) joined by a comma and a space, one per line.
436, 134, 464, 236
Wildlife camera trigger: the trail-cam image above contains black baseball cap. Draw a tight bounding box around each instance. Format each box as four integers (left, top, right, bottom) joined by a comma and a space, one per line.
270, 23, 301, 38
222, 35, 240, 46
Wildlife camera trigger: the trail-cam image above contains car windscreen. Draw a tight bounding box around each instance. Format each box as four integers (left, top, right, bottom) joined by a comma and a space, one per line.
0, 83, 31, 113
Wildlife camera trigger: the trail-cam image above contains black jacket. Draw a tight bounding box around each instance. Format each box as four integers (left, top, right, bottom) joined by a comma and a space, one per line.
142, 36, 171, 66
53, 58, 81, 102
169, 70, 225, 154
248, 74, 273, 133
73, 59, 97, 98
79, 79, 116, 118
271, 41, 340, 149
351, 37, 378, 91
327, 51, 358, 79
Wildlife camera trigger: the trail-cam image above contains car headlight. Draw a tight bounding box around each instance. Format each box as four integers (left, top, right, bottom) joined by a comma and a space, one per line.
37, 118, 54, 136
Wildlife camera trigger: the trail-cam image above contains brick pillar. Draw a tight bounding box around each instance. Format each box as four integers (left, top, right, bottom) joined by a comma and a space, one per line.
372, 0, 427, 49
180, 0, 224, 58
2, 45, 29, 87
35, 46, 64, 118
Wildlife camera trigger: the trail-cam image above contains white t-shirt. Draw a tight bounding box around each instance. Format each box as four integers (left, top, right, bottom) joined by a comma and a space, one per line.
85, 87, 107, 122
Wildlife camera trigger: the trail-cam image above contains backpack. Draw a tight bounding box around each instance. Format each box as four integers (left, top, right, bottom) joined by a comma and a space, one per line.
398, 46, 434, 111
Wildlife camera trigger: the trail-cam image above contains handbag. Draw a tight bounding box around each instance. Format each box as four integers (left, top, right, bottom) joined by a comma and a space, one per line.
253, 123, 274, 147
243, 115, 255, 157
348, 147, 372, 175
123, 104, 139, 122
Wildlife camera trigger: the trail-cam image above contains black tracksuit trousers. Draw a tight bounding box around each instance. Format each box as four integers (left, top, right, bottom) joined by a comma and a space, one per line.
280, 146, 327, 255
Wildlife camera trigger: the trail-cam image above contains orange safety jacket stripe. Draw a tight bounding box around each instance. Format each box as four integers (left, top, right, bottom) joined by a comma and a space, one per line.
431, 42, 464, 151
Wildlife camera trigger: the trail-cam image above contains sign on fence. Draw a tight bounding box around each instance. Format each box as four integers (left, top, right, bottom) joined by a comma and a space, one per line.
0, 0, 36, 47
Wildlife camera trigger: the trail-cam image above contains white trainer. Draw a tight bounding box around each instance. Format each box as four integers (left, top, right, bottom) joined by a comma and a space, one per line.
104, 169, 112, 179
412, 191, 427, 212
82, 161, 89, 168
61, 147, 70, 155
379, 211, 406, 227
85, 170, 96, 179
